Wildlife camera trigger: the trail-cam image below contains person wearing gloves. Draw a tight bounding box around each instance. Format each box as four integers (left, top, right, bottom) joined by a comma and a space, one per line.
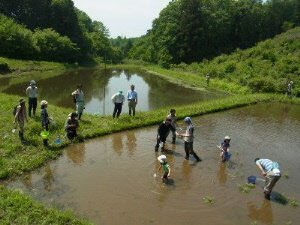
255, 158, 281, 200
26, 80, 38, 117
157, 155, 171, 181
178, 117, 201, 162
219, 136, 231, 162
40, 100, 50, 146
72, 84, 85, 120
111, 91, 125, 118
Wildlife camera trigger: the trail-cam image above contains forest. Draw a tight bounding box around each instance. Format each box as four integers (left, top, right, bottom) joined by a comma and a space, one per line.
128, 0, 300, 67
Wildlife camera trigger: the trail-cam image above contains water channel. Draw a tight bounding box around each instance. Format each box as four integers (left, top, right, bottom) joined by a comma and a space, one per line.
5, 103, 300, 225
3, 69, 223, 115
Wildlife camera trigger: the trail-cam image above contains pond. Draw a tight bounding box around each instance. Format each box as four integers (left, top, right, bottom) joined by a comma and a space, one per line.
5, 103, 300, 225
2, 69, 223, 115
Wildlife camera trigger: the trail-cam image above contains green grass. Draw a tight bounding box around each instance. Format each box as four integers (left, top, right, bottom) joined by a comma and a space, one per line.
239, 183, 256, 193
202, 196, 215, 204
0, 186, 91, 225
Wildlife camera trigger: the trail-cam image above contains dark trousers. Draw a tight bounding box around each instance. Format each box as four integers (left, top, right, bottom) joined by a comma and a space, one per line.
67, 130, 77, 140
155, 134, 167, 149
113, 103, 123, 118
28, 98, 37, 117
184, 142, 200, 161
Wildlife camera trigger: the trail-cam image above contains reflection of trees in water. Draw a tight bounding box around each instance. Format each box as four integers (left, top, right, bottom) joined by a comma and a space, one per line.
217, 163, 227, 185
141, 74, 205, 110
247, 200, 273, 225
66, 143, 86, 165
3, 68, 112, 109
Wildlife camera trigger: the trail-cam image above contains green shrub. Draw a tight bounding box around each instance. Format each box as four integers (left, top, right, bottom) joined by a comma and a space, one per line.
33, 28, 79, 63
0, 63, 10, 73
248, 77, 278, 93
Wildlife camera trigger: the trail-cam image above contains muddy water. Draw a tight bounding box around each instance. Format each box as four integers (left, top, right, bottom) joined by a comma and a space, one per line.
5, 103, 300, 225
2, 69, 223, 114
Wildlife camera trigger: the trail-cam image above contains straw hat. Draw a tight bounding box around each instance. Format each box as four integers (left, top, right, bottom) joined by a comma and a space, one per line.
40, 100, 48, 106
157, 155, 167, 163
224, 136, 231, 140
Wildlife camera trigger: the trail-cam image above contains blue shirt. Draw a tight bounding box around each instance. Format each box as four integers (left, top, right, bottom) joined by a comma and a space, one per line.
127, 90, 137, 100
256, 159, 276, 173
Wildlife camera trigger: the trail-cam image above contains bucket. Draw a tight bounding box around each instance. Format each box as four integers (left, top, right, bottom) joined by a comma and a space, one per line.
40, 130, 49, 139
248, 176, 256, 184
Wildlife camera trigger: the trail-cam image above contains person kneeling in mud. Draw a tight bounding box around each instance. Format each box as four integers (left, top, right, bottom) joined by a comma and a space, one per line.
157, 155, 171, 181
219, 136, 231, 162
65, 112, 79, 140
155, 118, 176, 151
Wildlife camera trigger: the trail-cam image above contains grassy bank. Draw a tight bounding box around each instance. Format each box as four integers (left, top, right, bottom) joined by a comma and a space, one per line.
1, 92, 300, 180
0, 186, 91, 225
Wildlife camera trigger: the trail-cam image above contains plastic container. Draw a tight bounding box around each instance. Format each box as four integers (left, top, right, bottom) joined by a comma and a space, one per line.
55, 136, 61, 145
40, 130, 49, 139
248, 176, 257, 184
224, 152, 232, 161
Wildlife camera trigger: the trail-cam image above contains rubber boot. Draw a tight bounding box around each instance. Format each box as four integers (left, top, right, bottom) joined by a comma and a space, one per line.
172, 137, 176, 144
43, 139, 48, 147
19, 131, 26, 144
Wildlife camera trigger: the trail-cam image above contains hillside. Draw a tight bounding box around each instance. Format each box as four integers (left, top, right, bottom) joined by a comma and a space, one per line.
172, 27, 300, 95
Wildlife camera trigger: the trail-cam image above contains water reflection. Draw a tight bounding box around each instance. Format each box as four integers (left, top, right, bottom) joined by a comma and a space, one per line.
126, 132, 136, 157
112, 134, 123, 156
66, 143, 86, 165
3, 69, 223, 115
43, 165, 54, 192
217, 163, 227, 185
20, 173, 32, 189
247, 200, 273, 225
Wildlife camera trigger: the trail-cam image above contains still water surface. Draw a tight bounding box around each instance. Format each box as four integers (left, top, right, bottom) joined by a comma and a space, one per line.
3, 69, 222, 115
5, 103, 300, 225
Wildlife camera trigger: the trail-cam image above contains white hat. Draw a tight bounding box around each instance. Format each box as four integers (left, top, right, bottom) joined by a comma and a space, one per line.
40, 100, 48, 106
30, 80, 36, 85
157, 155, 167, 163
224, 136, 231, 140
273, 168, 280, 175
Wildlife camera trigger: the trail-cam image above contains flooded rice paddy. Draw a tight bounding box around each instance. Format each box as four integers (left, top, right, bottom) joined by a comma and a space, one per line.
3, 69, 223, 114
5, 103, 300, 225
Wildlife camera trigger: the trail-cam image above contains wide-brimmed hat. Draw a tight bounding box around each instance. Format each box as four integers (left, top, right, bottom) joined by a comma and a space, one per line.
19, 98, 25, 104
40, 100, 48, 106
157, 155, 167, 163
224, 136, 231, 140
30, 80, 36, 85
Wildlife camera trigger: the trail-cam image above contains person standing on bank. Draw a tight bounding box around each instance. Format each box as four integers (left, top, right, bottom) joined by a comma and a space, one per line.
178, 117, 201, 162
14, 98, 28, 144
26, 80, 38, 117
127, 84, 138, 116
155, 118, 176, 151
111, 91, 125, 118
205, 74, 210, 87
255, 158, 281, 200
41, 100, 50, 146
72, 84, 85, 120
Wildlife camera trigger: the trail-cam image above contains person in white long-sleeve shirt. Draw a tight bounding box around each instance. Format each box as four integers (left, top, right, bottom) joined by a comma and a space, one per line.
26, 80, 38, 117
111, 91, 125, 118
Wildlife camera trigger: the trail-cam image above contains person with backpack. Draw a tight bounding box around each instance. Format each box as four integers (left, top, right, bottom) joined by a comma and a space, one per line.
26, 80, 38, 117
13, 98, 28, 144
255, 158, 281, 200
41, 100, 50, 146
72, 84, 85, 120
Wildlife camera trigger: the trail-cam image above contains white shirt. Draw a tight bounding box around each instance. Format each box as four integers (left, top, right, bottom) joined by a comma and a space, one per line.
184, 124, 194, 142
111, 93, 125, 104
26, 86, 38, 98
72, 90, 84, 102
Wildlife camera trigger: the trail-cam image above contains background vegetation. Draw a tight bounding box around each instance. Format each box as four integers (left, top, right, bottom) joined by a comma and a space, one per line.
129, 0, 300, 67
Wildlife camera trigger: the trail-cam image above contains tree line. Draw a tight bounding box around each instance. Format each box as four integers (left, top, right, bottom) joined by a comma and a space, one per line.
128, 0, 300, 67
0, 0, 123, 63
